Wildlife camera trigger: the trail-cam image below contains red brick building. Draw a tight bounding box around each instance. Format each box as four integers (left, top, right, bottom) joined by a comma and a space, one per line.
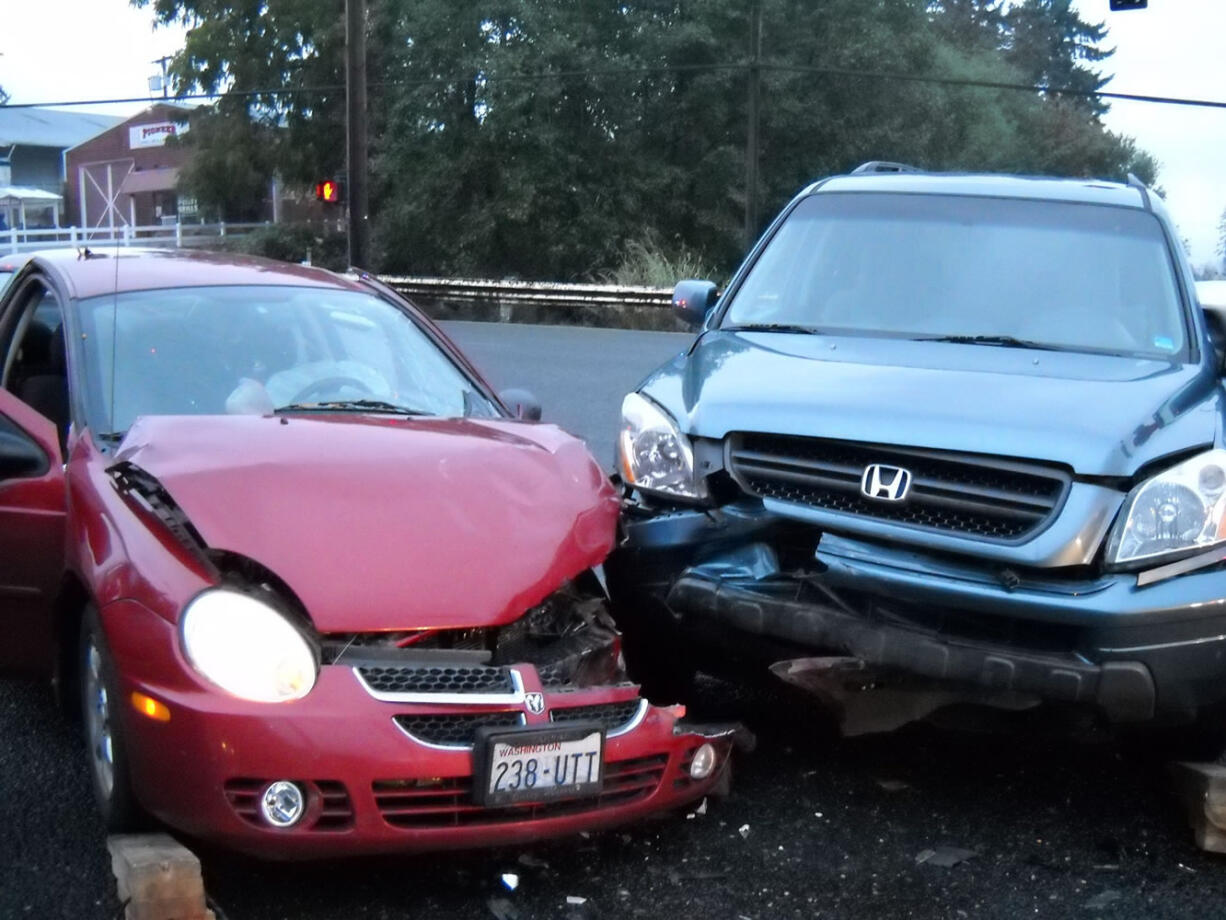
64, 104, 195, 232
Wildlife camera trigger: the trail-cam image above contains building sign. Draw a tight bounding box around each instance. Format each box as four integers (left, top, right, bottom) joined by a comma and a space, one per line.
128, 121, 186, 149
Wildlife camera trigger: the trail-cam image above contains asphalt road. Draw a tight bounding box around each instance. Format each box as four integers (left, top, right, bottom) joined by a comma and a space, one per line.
442, 320, 694, 467
3, 321, 1226, 919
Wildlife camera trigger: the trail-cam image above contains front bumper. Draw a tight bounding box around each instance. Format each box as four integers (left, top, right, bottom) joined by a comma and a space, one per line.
102, 602, 747, 859
609, 502, 1226, 726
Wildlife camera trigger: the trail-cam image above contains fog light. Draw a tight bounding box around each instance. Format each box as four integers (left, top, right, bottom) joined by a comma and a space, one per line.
260, 781, 305, 828
689, 743, 717, 780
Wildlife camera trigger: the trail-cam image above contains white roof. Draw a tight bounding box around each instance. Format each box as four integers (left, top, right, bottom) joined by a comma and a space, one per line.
0, 108, 123, 149
0, 185, 63, 203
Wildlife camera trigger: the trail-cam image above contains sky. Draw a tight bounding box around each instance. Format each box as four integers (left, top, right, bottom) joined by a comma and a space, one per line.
0, 0, 1222, 268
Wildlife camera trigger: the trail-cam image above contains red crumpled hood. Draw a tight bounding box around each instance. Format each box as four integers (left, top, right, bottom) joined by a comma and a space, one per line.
112, 414, 618, 632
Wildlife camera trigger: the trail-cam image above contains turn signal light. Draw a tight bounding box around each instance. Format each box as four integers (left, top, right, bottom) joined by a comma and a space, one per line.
131, 691, 171, 722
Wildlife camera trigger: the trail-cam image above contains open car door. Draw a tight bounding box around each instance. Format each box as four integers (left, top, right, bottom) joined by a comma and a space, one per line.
0, 390, 66, 676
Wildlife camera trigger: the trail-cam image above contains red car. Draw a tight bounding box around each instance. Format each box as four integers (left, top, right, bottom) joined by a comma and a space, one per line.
0, 248, 746, 858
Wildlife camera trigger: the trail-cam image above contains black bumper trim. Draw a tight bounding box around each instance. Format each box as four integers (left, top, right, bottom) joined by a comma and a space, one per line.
666, 573, 1156, 723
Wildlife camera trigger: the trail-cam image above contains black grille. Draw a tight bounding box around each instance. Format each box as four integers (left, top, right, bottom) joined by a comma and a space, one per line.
537, 661, 583, 689
394, 712, 523, 747
728, 433, 1068, 542
550, 699, 642, 733
358, 664, 515, 695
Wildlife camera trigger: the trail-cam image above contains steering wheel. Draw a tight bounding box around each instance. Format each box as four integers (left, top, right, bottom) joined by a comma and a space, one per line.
288, 376, 376, 404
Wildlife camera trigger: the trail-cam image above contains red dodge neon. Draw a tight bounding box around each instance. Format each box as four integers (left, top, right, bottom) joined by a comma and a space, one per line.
0, 248, 746, 857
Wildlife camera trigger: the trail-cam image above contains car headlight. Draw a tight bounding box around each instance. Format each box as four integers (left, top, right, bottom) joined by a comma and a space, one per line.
618, 392, 708, 501
181, 589, 318, 702
1106, 449, 1226, 567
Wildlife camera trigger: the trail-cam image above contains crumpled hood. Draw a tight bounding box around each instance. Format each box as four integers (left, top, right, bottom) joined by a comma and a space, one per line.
640, 331, 1224, 477
112, 414, 618, 632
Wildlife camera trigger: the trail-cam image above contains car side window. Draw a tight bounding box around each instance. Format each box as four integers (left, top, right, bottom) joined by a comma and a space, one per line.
0, 282, 70, 439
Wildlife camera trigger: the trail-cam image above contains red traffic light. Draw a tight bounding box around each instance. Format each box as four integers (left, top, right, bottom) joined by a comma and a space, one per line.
315, 180, 340, 203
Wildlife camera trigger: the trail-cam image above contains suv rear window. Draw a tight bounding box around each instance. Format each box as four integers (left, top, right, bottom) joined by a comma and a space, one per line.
723, 192, 1188, 360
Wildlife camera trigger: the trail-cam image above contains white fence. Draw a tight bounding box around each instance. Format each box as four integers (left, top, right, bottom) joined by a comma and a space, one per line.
3, 222, 270, 255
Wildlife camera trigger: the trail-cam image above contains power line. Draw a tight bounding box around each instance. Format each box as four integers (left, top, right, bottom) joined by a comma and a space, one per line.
3, 60, 1225, 112
764, 63, 1226, 111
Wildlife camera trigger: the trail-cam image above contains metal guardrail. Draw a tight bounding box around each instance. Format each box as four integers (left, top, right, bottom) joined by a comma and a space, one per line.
380, 276, 674, 311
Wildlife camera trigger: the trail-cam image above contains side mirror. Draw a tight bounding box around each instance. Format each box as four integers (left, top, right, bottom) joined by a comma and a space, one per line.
0, 427, 48, 481
499, 388, 543, 421
672, 280, 719, 327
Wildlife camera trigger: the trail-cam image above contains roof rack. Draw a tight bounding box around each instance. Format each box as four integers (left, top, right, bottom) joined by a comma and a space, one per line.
850, 161, 924, 176
1126, 172, 1153, 212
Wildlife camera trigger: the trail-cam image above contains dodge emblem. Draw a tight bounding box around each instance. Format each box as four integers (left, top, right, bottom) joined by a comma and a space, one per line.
524, 692, 545, 715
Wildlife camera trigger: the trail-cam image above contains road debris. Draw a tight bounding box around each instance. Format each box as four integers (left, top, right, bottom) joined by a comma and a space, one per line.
738, 824, 751, 839
1085, 889, 1123, 911
500, 872, 519, 891
487, 897, 520, 920
876, 779, 910, 792
915, 846, 978, 867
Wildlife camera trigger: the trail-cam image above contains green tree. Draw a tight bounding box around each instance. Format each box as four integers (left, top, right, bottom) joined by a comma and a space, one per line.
1004, 0, 1112, 115
133, 0, 1159, 280
173, 108, 279, 221
133, 0, 348, 188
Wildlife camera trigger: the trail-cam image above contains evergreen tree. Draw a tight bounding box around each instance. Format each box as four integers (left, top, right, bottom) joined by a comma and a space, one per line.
1004, 0, 1113, 115
132, 0, 1158, 279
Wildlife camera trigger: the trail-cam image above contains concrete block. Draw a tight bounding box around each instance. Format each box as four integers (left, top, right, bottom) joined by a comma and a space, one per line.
107, 833, 215, 920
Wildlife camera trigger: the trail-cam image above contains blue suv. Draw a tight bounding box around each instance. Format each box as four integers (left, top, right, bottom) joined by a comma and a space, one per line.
608, 163, 1226, 740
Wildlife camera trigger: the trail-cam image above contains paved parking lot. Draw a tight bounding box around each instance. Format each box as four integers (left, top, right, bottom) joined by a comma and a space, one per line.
3, 322, 1225, 919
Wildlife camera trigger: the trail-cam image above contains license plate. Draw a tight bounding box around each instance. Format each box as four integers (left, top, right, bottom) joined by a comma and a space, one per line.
475, 723, 604, 807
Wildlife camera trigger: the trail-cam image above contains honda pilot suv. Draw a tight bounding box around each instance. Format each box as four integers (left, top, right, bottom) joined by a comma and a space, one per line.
608, 164, 1226, 742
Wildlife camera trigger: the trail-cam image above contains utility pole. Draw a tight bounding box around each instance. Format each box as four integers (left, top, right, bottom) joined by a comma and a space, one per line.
151, 55, 172, 99
345, 0, 370, 268
744, 1, 762, 247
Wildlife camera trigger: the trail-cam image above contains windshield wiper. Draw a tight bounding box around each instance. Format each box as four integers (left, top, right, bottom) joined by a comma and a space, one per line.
274, 399, 431, 416
723, 323, 824, 335
913, 334, 1071, 352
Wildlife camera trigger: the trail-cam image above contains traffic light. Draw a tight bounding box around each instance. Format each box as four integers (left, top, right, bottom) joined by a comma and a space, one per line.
1109, 0, 1146, 9
315, 179, 342, 203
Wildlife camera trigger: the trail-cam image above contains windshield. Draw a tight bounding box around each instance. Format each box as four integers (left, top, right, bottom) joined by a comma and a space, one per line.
77, 284, 499, 435
722, 193, 1188, 360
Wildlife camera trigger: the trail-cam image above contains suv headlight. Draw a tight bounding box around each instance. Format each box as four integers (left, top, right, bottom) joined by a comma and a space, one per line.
618, 392, 708, 501
181, 589, 318, 702
1106, 449, 1226, 567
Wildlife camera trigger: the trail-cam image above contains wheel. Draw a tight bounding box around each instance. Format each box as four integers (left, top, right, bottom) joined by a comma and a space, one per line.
80, 605, 143, 831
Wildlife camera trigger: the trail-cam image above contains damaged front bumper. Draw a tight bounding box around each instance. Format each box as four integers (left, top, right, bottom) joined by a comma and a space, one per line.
608, 500, 1226, 731
103, 586, 752, 859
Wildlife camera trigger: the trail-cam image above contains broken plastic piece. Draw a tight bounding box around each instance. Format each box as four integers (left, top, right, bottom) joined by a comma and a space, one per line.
488, 897, 520, 920
915, 846, 977, 867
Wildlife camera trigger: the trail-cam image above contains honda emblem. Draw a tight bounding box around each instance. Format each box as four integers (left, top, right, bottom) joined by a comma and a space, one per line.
860, 464, 912, 502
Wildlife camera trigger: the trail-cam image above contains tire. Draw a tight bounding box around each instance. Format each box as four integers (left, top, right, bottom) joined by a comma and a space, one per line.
79, 605, 143, 831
